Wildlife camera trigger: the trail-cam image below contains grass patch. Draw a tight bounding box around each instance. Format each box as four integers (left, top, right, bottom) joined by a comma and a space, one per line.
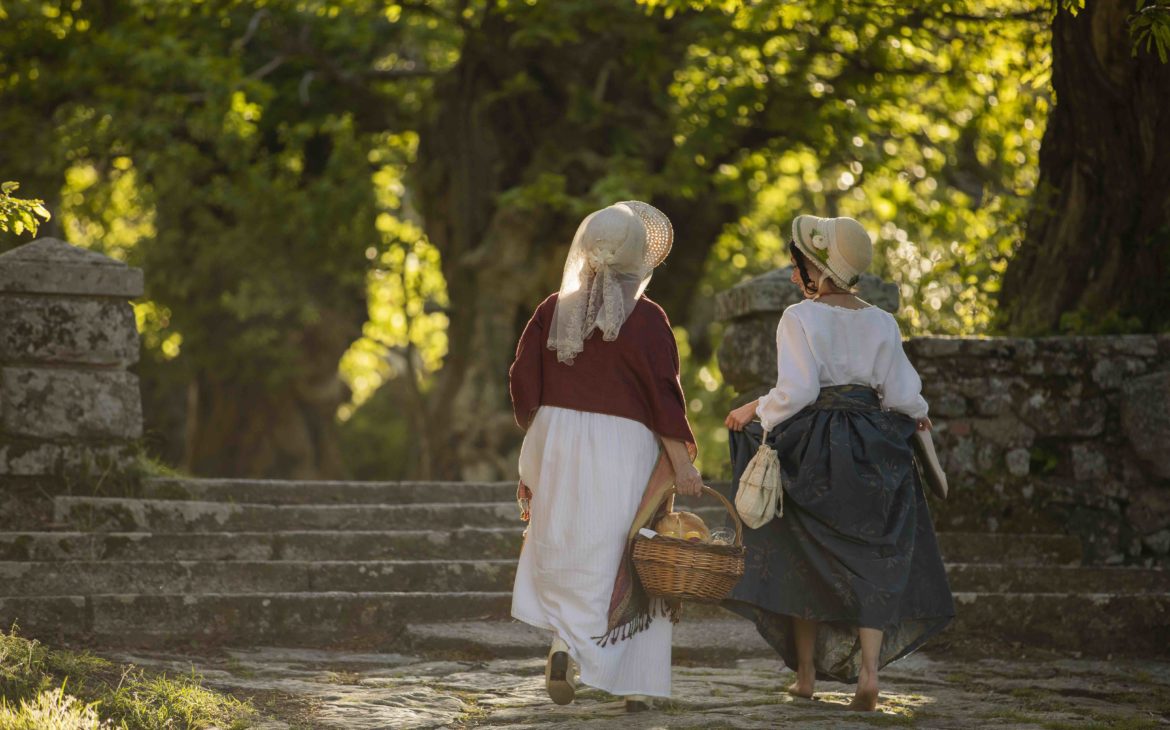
0, 687, 105, 729
0, 627, 256, 729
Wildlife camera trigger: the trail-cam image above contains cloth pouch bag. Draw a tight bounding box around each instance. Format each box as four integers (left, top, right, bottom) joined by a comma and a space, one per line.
734, 427, 783, 529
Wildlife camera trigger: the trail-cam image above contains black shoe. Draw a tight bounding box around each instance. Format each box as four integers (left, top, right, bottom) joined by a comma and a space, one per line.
545, 648, 576, 705
625, 696, 652, 713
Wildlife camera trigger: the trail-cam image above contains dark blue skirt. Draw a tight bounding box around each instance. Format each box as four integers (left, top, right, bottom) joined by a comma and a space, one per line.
721, 385, 954, 683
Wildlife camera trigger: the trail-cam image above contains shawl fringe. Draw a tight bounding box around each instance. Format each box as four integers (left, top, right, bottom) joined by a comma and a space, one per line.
592, 598, 681, 647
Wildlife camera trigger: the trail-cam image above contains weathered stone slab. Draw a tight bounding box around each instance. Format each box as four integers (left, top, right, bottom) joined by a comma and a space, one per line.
51, 496, 531, 532
0, 440, 135, 476
715, 316, 782, 394
87, 592, 514, 644
142, 477, 516, 505
0, 595, 88, 639
14, 557, 1160, 599
714, 267, 898, 321
0, 559, 518, 597
1120, 370, 1170, 479
0, 560, 315, 597
0, 531, 277, 562
0, 238, 143, 297
0, 295, 138, 366
0, 367, 142, 440
0, 525, 1083, 565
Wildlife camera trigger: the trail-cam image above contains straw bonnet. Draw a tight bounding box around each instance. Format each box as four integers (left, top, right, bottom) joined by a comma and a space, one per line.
791, 215, 874, 289
617, 200, 673, 269
546, 200, 674, 364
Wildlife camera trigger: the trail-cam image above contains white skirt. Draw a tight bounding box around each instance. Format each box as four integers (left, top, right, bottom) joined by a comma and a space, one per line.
511, 406, 672, 698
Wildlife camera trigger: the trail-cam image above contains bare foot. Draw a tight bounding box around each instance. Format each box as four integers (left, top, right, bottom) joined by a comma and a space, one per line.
785, 669, 815, 699
847, 668, 878, 711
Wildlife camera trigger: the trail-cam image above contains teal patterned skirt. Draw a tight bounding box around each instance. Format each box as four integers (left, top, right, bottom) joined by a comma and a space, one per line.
721, 385, 954, 683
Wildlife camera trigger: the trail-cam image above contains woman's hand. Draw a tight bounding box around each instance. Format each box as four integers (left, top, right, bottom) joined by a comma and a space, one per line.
673, 462, 704, 497
917, 417, 933, 432
724, 400, 759, 431
660, 438, 703, 497
516, 481, 532, 522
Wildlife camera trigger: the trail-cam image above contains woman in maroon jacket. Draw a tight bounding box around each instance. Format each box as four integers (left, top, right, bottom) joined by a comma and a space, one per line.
508, 201, 701, 712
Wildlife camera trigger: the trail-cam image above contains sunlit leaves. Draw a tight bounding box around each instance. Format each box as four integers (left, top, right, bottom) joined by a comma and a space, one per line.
337, 132, 449, 417
667, 0, 1049, 337
0, 182, 51, 238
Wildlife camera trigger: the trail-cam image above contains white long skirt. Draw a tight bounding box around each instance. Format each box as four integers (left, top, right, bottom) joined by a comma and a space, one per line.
511, 406, 673, 698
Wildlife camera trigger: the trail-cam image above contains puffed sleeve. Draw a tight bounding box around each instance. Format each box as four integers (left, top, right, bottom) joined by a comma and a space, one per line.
880, 314, 929, 419
755, 308, 821, 431
643, 305, 697, 456
508, 299, 549, 430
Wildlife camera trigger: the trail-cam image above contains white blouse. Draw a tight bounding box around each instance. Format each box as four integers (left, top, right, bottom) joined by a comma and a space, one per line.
755, 299, 929, 430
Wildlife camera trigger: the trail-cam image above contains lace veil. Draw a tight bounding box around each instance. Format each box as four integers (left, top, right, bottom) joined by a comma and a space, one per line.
547, 201, 673, 364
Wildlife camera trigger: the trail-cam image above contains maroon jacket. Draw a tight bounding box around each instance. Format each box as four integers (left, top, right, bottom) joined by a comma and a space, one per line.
508, 293, 695, 449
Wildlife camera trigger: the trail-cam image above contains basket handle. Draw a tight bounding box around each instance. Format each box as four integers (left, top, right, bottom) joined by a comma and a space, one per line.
666, 484, 744, 548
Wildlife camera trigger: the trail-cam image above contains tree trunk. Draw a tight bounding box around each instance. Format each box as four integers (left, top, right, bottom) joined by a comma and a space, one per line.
183, 307, 357, 479
1000, 0, 1170, 334
412, 7, 734, 479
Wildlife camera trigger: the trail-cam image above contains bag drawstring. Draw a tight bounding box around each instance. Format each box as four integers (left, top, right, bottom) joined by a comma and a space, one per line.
763, 428, 782, 518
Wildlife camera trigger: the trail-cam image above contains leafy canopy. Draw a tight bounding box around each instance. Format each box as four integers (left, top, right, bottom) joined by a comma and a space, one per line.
9, 0, 1162, 476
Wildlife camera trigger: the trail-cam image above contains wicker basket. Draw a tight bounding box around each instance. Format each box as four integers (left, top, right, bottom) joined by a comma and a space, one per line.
632, 485, 746, 603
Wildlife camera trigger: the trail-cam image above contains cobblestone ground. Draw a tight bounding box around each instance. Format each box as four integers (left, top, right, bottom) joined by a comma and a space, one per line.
108, 642, 1170, 729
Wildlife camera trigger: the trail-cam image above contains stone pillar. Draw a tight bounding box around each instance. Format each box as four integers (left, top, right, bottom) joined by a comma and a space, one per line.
0, 238, 144, 490
715, 267, 899, 401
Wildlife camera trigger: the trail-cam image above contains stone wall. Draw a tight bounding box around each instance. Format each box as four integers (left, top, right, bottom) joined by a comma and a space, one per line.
0, 238, 144, 511
717, 269, 1170, 565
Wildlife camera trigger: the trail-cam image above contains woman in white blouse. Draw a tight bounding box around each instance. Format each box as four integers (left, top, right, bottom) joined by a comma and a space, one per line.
724, 215, 954, 712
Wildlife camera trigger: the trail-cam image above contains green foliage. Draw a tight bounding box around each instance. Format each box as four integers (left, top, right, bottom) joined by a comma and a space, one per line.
674, 325, 738, 477
0, 0, 1123, 477
0, 628, 254, 730
645, 0, 1051, 467
0, 182, 50, 238
670, 0, 1049, 335
0, 0, 452, 386
1057, 308, 1147, 335
1130, 1, 1170, 62
1061, 0, 1170, 61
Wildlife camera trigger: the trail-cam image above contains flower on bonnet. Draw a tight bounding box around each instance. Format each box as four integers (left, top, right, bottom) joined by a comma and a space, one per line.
587, 249, 617, 271
811, 232, 828, 249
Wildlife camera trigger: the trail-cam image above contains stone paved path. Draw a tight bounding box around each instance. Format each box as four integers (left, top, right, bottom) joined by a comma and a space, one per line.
108, 643, 1170, 729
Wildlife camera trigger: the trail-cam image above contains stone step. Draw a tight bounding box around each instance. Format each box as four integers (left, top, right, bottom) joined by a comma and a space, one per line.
142, 478, 517, 505
0, 530, 1080, 565
407, 591, 1170, 659
0, 560, 515, 596
944, 563, 1170, 594
934, 532, 1082, 565
0, 529, 524, 562
0, 592, 514, 645
53, 497, 527, 532
56, 495, 737, 533
47, 498, 1085, 563
4, 559, 1165, 597
4, 589, 1165, 655
405, 619, 775, 662
140, 478, 734, 506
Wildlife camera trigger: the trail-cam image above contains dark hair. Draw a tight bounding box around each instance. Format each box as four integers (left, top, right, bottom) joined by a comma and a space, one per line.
788, 239, 818, 296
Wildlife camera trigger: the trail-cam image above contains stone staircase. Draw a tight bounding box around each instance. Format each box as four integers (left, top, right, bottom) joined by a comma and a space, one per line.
1, 478, 1167, 658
